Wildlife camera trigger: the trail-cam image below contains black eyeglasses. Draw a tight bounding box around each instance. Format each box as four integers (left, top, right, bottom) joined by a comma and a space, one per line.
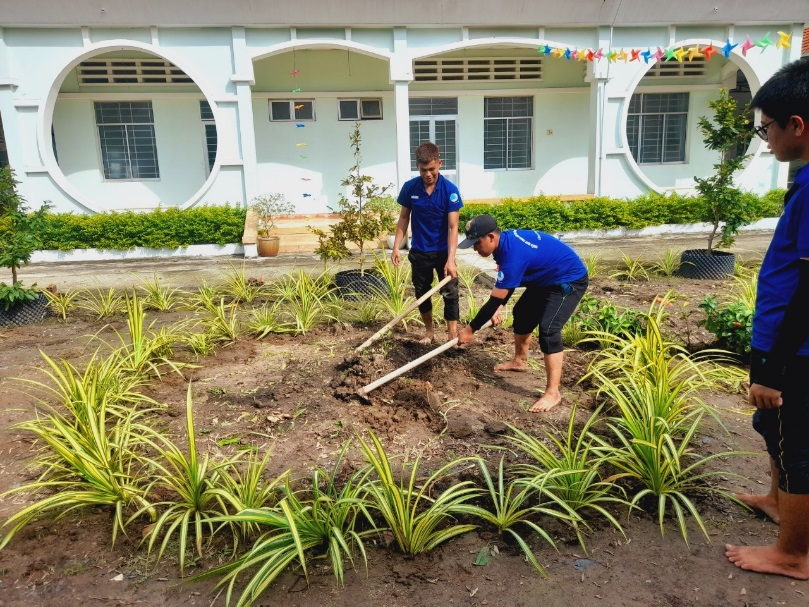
753, 119, 776, 142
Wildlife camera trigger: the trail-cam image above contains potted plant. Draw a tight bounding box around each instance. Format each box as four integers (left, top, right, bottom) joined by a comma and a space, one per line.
679, 89, 753, 279
310, 123, 392, 298
251, 193, 295, 257
0, 166, 51, 326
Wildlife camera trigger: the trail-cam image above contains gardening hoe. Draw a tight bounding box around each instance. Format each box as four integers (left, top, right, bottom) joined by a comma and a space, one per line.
354, 274, 453, 354
356, 319, 492, 401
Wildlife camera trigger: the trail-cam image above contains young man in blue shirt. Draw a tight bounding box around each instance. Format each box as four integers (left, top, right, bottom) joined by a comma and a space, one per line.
391, 142, 463, 343
457, 215, 588, 412
725, 57, 809, 580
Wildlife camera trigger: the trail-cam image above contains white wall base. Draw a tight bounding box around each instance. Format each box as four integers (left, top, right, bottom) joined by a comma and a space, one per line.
30, 243, 244, 263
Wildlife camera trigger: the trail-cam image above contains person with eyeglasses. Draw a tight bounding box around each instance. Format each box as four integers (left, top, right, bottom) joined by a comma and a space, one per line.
725, 56, 809, 581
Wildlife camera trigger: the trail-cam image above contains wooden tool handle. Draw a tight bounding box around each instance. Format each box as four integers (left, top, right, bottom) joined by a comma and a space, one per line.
354, 274, 453, 354
357, 320, 492, 398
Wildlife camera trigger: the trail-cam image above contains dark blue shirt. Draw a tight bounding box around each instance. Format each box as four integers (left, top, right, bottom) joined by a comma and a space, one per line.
493, 230, 587, 289
753, 164, 809, 356
397, 174, 463, 252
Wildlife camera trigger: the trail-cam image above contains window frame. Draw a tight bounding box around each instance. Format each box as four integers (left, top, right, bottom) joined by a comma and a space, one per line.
337, 98, 383, 121
483, 96, 534, 171
94, 101, 160, 181
200, 100, 217, 176
269, 99, 316, 122
627, 92, 690, 165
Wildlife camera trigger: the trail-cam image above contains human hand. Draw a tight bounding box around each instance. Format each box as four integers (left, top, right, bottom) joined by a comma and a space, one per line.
391, 249, 401, 266
491, 306, 504, 326
749, 383, 783, 409
458, 326, 475, 345
444, 259, 457, 279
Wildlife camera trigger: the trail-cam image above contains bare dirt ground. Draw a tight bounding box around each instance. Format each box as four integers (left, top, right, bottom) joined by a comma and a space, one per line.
1, 243, 806, 607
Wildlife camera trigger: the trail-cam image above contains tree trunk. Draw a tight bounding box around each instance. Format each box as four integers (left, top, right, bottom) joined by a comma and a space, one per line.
707, 223, 719, 254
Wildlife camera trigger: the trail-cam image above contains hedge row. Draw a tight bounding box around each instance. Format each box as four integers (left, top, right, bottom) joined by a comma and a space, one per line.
0, 191, 785, 251
459, 190, 784, 233
0, 206, 246, 251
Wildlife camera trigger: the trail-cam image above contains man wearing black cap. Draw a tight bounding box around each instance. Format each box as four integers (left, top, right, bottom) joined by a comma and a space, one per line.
457, 215, 588, 412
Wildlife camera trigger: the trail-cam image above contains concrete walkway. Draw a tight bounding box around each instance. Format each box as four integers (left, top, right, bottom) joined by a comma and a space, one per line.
16, 230, 775, 292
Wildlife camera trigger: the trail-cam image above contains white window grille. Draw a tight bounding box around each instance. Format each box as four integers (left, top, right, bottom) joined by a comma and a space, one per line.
338, 98, 382, 121
642, 58, 706, 80
200, 101, 216, 173
484, 97, 533, 170
627, 93, 689, 164
414, 58, 542, 82
79, 59, 193, 85
409, 98, 458, 172
94, 102, 159, 180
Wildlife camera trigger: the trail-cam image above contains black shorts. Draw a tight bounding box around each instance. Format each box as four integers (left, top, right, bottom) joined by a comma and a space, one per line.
408, 248, 459, 321
750, 348, 809, 494
511, 275, 588, 354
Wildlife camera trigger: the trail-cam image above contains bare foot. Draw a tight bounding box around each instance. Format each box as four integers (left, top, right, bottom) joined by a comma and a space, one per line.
530, 392, 562, 413
725, 544, 809, 580
494, 359, 528, 372
417, 335, 435, 345
733, 492, 780, 523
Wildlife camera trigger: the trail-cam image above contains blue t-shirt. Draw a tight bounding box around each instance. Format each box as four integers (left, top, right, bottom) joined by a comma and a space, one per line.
493, 230, 587, 289
397, 174, 463, 252
752, 164, 809, 356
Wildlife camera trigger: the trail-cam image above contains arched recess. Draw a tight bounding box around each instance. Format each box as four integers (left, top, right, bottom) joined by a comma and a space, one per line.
410, 37, 591, 199
42, 40, 222, 214
249, 39, 394, 214
619, 40, 763, 194
251, 39, 392, 64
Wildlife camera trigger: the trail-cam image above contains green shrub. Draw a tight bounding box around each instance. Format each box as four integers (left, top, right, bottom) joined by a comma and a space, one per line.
0, 206, 247, 251
459, 190, 784, 233
572, 293, 646, 341
0, 282, 41, 311
698, 295, 753, 355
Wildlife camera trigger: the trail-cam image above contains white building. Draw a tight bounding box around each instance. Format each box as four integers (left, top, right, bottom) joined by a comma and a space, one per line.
0, 1, 807, 218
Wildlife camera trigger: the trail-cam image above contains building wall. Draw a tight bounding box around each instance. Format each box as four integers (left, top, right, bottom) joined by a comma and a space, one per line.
3, 0, 808, 28
53, 97, 211, 210
0, 20, 805, 217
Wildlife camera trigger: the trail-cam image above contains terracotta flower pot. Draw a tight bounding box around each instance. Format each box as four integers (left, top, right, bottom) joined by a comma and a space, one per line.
257, 235, 280, 257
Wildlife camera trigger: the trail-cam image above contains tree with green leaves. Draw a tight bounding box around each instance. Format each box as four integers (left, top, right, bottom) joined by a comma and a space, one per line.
0, 166, 50, 285
693, 89, 754, 253
310, 123, 392, 273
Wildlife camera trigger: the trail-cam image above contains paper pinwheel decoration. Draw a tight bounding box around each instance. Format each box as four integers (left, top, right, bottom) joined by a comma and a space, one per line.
741, 36, 755, 56
755, 33, 773, 51
687, 45, 703, 61
721, 39, 738, 58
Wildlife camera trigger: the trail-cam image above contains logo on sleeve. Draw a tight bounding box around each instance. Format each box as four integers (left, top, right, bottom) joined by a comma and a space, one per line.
449, 193, 459, 203
496, 270, 504, 282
